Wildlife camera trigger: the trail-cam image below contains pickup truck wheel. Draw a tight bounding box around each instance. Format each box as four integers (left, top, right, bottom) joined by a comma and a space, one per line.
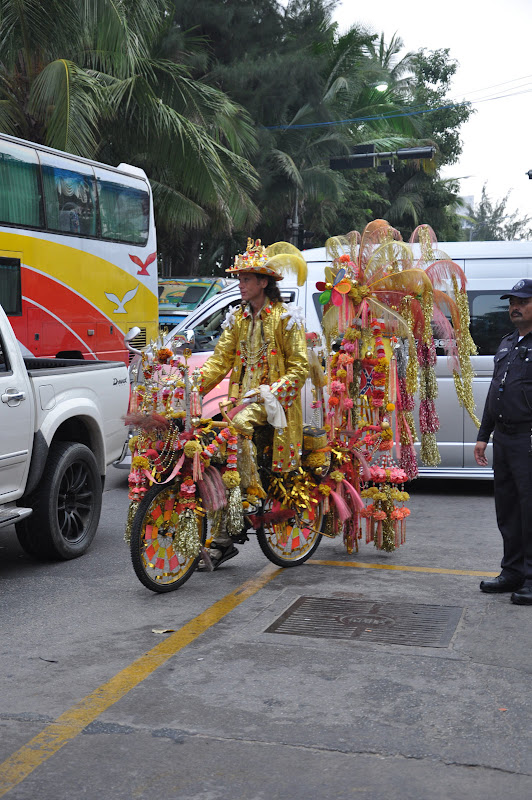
16, 442, 102, 560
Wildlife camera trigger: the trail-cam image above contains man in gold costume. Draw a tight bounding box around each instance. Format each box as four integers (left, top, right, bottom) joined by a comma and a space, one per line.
199, 238, 309, 568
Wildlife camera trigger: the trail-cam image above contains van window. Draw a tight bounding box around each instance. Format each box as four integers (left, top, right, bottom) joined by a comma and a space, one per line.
178, 285, 209, 309
468, 291, 511, 355
190, 292, 296, 352
315, 289, 511, 357
192, 304, 232, 352
312, 293, 324, 322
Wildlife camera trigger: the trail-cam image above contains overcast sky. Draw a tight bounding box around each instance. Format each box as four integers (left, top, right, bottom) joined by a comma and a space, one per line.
333, 0, 532, 221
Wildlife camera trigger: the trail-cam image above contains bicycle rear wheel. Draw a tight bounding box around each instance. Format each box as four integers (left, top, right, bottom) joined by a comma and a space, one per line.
256, 499, 323, 567
130, 483, 206, 593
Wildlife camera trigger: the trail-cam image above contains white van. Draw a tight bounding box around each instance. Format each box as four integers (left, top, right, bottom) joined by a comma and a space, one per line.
166, 241, 532, 479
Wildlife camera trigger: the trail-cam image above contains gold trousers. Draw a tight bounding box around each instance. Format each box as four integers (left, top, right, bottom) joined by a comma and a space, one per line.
231, 402, 268, 437
214, 403, 267, 545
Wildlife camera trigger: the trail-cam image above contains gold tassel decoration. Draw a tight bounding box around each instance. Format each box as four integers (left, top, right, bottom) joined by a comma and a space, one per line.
238, 436, 265, 496
173, 509, 202, 558
124, 500, 139, 545
227, 486, 244, 538
208, 509, 223, 542
420, 431, 441, 466
451, 276, 481, 427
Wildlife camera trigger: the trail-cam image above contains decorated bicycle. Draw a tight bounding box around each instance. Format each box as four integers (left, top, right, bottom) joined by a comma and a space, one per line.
124, 224, 478, 592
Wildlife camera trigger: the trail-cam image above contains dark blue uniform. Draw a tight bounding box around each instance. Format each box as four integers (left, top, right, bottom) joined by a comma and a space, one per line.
478, 329, 532, 586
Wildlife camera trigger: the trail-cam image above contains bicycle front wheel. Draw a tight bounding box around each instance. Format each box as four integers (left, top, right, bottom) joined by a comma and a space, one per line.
130, 484, 206, 593
256, 499, 323, 567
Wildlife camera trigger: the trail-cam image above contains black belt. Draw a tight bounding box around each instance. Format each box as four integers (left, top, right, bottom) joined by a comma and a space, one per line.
495, 421, 532, 435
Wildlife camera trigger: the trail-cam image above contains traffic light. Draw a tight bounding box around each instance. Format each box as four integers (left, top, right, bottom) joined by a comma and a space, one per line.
297, 226, 315, 250
330, 145, 435, 171
331, 144, 375, 171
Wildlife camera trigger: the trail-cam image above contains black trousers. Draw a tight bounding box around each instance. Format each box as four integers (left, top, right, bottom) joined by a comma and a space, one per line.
493, 429, 532, 586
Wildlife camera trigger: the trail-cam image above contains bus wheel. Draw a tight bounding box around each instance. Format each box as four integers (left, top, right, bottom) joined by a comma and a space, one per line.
16, 442, 102, 560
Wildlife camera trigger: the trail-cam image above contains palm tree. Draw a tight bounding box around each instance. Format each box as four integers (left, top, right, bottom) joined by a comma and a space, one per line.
256, 23, 423, 245
364, 32, 416, 99
0, 0, 260, 269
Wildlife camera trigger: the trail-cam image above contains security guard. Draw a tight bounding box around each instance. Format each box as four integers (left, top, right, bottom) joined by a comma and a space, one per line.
474, 278, 532, 605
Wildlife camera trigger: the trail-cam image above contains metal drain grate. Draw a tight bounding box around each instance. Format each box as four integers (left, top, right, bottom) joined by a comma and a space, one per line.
265, 597, 463, 648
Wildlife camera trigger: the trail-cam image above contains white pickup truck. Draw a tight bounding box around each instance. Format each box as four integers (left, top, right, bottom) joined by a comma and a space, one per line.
0, 304, 129, 559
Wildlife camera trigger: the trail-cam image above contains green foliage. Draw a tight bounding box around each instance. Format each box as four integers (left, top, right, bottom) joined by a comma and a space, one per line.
409, 48, 472, 167
0, 0, 477, 270
462, 185, 532, 241
0, 0, 260, 270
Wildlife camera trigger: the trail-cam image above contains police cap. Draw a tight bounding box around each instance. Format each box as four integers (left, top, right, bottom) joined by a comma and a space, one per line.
500, 279, 532, 299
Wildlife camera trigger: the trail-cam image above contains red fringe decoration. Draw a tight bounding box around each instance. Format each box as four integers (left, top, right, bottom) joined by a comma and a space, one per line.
123, 411, 170, 432
400, 443, 418, 480
197, 467, 227, 512
247, 509, 295, 528
329, 489, 351, 522
398, 377, 415, 412
342, 479, 364, 512
419, 399, 440, 433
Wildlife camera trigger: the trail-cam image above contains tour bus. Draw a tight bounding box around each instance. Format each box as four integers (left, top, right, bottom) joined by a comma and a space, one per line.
0, 132, 158, 363
163, 240, 532, 478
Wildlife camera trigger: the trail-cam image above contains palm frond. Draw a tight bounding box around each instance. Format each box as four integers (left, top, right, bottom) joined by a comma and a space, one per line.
28, 59, 103, 154
268, 149, 303, 188
150, 180, 209, 231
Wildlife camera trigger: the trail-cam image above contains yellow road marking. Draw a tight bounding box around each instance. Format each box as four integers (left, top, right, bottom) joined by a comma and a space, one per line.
0, 564, 281, 797
309, 559, 499, 577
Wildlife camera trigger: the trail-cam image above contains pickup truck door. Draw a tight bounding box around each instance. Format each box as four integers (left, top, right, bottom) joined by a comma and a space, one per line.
0, 327, 33, 498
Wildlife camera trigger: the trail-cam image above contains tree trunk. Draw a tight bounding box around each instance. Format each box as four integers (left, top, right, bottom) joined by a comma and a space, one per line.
182, 231, 202, 276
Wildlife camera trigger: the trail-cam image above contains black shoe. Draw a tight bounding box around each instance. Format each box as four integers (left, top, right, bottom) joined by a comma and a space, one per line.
510, 586, 532, 605
479, 575, 524, 593
197, 542, 239, 571
231, 533, 249, 544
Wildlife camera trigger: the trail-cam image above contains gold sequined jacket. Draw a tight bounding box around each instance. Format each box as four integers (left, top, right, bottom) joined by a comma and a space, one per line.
200, 300, 309, 471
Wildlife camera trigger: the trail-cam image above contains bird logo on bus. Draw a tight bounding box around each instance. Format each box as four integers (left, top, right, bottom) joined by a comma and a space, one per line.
129, 251, 157, 276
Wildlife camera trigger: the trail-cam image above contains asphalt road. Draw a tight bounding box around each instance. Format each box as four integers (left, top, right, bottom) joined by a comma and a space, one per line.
1, 471, 531, 800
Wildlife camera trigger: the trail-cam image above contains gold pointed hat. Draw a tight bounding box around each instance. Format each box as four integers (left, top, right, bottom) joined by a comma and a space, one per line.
226, 238, 307, 286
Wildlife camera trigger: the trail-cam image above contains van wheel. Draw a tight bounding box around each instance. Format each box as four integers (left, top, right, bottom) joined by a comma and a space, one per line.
16, 442, 102, 560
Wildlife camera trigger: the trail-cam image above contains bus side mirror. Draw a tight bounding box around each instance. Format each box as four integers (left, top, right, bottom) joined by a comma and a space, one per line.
125, 327, 141, 343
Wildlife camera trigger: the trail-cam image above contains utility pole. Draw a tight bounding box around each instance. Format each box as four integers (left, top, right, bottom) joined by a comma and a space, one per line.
288, 186, 301, 247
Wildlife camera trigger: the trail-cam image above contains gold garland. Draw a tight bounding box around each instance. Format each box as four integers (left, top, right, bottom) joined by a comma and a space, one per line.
124, 500, 139, 545
173, 508, 203, 558
401, 297, 419, 395
451, 276, 481, 427
420, 431, 441, 466
227, 486, 244, 537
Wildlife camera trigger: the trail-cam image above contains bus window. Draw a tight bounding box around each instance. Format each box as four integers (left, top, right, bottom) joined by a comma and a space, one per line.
0, 141, 42, 227
0, 258, 22, 316
96, 175, 149, 245
40, 154, 97, 237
